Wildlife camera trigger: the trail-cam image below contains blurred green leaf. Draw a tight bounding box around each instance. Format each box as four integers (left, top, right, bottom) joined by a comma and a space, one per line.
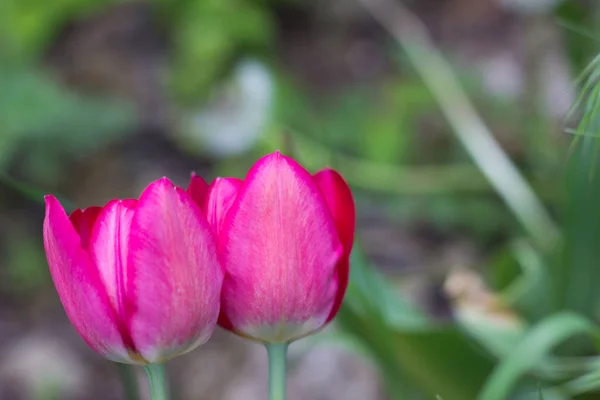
559, 367, 600, 397
344, 246, 430, 329
499, 240, 551, 319
452, 303, 526, 361
477, 312, 600, 400
0, 67, 135, 182
338, 247, 495, 400
539, 384, 545, 400
338, 303, 496, 400
0, 0, 119, 61
166, 0, 273, 103
389, 327, 495, 400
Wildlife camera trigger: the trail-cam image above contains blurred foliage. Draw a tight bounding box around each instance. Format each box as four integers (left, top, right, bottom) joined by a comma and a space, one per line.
276, 77, 439, 164
0, 0, 278, 104
2, 229, 49, 295
289, 3, 600, 399
336, 249, 495, 399
6, 0, 600, 400
0, 67, 135, 183
273, 76, 524, 240
0, 0, 137, 189
327, 12, 600, 400
555, 1, 600, 72
0, 0, 118, 61
157, 0, 275, 104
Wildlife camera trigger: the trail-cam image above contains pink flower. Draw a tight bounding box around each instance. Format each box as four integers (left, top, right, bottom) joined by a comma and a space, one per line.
43, 178, 223, 364
188, 152, 355, 343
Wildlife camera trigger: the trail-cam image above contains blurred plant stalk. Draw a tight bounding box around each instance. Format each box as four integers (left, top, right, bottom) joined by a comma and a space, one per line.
356, 0, 560, 251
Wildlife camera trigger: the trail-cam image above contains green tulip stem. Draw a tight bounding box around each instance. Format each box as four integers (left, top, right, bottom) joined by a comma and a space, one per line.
266, 343, 289, 400
144, 364, 169, 400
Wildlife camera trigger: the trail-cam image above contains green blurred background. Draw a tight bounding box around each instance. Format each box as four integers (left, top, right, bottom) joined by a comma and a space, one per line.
2, 0, 600, 399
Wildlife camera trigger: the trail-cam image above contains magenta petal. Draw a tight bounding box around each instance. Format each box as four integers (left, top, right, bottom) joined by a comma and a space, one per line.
88, 199, 137, 329
219, 152, 344, 342
313, 169, 355, 322
69, 206, 102, 250
314, 170, 355, 323
313, 169, 355, 253
43, 196, 129, 362
204, 177, 242, 234
127, 178, 223, 363
187, 172, 209, 209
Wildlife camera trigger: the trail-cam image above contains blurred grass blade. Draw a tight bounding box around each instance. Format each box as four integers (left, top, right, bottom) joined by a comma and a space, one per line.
477, 312, 600, 400
0, 172, 45, 200
0, 171, 76, 212
279, 125, 491, 195
560, 367, 600, 396
556, 19, 600, 43
553, 61, 600, 319
357, 0, 560, 250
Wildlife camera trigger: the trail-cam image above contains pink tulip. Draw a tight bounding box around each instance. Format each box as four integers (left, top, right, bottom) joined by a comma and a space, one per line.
43, 178, 223, 364
188, 152, 355, 343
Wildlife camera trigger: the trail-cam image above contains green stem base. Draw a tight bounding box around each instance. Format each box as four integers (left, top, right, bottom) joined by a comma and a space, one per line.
144, 364, 169, 400
266, 343, 289, 400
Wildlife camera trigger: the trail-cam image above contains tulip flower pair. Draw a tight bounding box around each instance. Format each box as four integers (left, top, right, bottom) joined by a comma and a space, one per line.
43, 152, 355, 399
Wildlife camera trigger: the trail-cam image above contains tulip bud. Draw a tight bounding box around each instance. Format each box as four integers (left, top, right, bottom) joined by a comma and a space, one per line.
190, 152, 355, 343
43, 178, 223, 364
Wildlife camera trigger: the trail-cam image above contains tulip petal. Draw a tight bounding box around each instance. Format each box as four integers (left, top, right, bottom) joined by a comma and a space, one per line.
187, 172, 209, 208
219, 152, 343, 342
313, 169, 355, 322
43, 196, 130, 362
204, 177, 242, 234
127, 178, 223, 363
88, 199, 137, 340
69, 206, 102, 250
313, 169, 355, 253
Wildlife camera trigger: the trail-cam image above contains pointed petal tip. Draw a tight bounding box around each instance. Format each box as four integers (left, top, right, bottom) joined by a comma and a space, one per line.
44, 194, 58, 206
263, 150, 288, 163
44, 195, 68, 217
256, 150, 301, 170
187, 173, 209, 207
189, 173, 207, 184
174, 184, 189, 197
143, 177, 175, 194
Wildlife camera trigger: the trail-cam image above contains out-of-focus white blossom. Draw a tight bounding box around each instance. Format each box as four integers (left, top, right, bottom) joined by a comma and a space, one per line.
183, 59, 274, 157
